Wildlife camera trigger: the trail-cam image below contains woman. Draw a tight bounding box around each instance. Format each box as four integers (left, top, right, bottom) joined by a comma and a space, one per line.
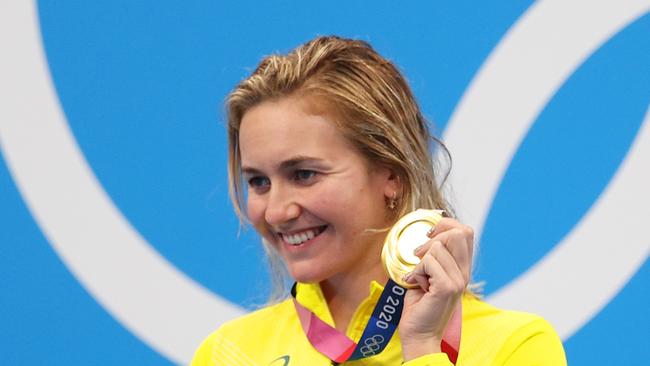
192, 36, 566, 365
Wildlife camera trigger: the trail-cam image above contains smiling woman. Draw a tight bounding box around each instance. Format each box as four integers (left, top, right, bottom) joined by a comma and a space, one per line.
191, 36, 566, 365
240, 96, 396, 293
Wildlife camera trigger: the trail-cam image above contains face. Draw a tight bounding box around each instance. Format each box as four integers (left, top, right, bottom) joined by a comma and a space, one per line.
239, 96, 397, 284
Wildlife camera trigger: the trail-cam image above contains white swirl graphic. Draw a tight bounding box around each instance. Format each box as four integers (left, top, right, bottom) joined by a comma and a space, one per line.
444, 0, 650, 338
0, 1, 243, 364
0, 0, 648, 364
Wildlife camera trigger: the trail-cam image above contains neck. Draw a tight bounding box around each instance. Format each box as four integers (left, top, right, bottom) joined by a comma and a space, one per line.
320, 248, 388, 332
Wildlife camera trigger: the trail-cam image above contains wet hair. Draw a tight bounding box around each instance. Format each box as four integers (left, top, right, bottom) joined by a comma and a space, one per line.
226, 36, 455, 302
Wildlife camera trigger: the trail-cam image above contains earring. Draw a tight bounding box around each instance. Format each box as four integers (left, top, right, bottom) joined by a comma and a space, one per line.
388, 192, 397, 210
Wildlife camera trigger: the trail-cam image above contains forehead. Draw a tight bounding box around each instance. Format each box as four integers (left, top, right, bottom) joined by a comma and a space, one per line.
238, 97, 361, 167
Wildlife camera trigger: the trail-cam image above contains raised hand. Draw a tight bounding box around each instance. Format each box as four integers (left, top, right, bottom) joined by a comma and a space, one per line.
398, 219, 474, 361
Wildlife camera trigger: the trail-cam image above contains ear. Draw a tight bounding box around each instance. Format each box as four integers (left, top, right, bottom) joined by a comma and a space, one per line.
382, 168, 402, 200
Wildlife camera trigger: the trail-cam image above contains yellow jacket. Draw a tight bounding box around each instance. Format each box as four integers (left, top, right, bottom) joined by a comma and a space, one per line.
191, 281, 566, 365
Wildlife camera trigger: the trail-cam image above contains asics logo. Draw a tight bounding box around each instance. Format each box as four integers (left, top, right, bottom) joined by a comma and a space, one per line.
268, 355, 290, 366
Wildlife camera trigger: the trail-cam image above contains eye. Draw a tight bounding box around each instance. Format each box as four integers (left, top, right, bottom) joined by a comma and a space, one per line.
294, 169, 317, 183
247, 176, 270, 191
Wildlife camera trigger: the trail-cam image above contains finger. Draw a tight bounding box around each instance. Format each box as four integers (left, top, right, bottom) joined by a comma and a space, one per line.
429, 220, 475, 255
429, 228, 473, 284
418, 219, 472, 257
411, 221, 453, 258
414, 227, 473, 264
413, 239, 433, 258
427, 220, 475, 275
425, 240, 465, 289
405, 267, 430, 292
406, 242, 455, 292
426, 218, 462, 239
406, 255, 446, 292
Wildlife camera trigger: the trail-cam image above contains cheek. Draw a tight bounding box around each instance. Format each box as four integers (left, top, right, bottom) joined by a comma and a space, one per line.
311, 178, 376, 214
308, 185, 345, 214
246, 196, 266, 228
309, 187, 362, 230
247, 197, 278, 243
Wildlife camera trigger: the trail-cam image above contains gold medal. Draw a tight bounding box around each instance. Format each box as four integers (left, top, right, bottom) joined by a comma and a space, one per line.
381, 209, 444, 288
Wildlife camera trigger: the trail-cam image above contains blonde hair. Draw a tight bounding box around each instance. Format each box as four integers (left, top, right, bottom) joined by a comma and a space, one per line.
226, 36, 455, 302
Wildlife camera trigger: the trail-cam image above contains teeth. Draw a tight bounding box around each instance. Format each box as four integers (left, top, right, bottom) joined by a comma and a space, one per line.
282, 227, 323, 246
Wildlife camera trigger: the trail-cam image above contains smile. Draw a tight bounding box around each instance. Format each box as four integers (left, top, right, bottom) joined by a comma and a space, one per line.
280, 226, 327, 246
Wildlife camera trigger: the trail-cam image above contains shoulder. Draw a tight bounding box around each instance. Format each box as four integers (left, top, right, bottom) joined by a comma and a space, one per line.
460, 294, 566, 365
218, 299, 295, 336
191, 299, 297, 366
462, 293, 549, 333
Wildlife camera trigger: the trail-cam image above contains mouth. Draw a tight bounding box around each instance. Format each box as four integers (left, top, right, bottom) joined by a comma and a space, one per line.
279, 225, 328, 246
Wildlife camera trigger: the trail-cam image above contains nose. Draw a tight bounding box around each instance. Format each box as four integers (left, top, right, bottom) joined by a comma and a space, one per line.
264, 184, 301, 228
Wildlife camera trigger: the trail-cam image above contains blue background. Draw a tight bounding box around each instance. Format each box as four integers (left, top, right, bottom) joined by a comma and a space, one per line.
1, 1, 648, 364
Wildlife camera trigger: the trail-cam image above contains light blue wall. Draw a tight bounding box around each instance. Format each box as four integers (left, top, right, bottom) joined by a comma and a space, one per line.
1, 1, 648, 364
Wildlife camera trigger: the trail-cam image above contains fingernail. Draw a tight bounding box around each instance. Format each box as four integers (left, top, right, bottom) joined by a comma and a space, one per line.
426, 227, 435, 237
402, 272, 412, 283
413, 244, 426, 255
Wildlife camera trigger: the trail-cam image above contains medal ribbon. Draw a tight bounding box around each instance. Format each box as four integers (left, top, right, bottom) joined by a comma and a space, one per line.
292, 279, 461, 364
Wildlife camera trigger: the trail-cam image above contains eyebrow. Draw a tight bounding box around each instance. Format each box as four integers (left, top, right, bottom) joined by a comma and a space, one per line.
242, 156, 325, 175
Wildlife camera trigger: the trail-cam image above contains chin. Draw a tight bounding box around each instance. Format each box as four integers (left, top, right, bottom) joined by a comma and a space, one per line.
287, 263, 332, 284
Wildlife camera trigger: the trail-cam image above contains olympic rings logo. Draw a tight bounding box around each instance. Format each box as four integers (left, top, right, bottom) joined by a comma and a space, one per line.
359, 335, 386, 357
